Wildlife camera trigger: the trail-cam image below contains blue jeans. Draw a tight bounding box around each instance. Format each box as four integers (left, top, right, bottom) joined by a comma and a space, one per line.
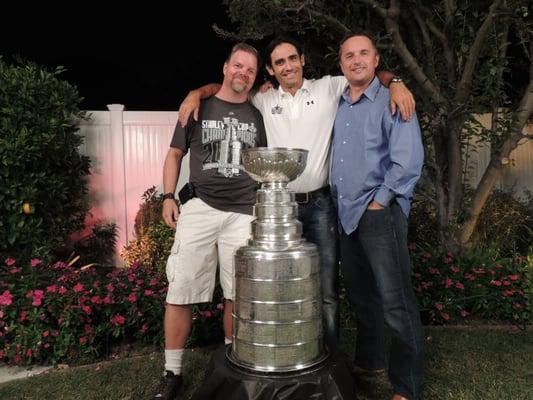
298, 192, 339, 348
339, 203, 424, 400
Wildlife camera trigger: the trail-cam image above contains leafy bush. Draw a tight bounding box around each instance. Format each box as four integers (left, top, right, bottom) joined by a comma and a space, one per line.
0, 58, 90, 260
469, 190, 533, 255
409, 189, 533, 255
122, 187, 175, 272
410, 245, 531, 327
0, 255, 224, 366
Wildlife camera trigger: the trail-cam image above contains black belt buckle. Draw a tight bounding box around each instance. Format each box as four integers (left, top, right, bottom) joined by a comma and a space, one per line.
295, 192, 309, 204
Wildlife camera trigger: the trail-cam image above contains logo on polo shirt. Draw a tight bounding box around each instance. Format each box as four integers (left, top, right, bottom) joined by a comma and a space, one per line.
306, 100, 315, 105
271, 105, 283, 114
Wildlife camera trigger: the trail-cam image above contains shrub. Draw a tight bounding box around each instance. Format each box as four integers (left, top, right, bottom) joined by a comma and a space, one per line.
122, 187, 175, 272
469, 190, 533, 255
410, 244, 531, 327
0, 255, 224, 365
0, 58, 90, 260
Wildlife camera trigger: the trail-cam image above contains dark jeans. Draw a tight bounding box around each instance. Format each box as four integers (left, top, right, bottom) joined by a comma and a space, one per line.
340, 203, 424, 400
298, 192, 339, 348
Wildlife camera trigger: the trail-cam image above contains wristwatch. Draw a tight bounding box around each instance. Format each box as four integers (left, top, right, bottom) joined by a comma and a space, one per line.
391, 76, 403, 83
162, 192, 175, 200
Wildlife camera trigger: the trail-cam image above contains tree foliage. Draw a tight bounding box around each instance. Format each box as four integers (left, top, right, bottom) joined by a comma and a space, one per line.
218, 0, 533, 250
0, 58, 91, 259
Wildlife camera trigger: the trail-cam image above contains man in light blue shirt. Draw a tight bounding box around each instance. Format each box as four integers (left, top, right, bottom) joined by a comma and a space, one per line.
330, 33, 424, 400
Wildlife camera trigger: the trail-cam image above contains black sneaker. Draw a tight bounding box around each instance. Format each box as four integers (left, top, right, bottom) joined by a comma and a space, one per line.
152, 370, 183, 400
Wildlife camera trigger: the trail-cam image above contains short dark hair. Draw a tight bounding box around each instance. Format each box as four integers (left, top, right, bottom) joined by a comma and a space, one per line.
226, 42, 261, 70
338, 31, 378, 59
264, 35, 304, 68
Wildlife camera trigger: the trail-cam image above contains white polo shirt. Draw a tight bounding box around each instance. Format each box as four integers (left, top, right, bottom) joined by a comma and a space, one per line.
251, 76, 347, 193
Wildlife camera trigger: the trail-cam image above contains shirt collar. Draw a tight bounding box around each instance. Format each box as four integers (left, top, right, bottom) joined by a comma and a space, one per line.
278, 79, 311, 97
341, 75, 380, 104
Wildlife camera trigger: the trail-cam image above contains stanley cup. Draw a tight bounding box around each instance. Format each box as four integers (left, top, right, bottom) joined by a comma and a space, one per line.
228, 147, 327, 372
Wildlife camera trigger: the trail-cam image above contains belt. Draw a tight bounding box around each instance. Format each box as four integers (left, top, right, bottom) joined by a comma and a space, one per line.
295, 186, 330, 204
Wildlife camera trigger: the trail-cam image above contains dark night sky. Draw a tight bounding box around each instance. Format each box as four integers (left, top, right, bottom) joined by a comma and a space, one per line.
0, 4, 240, 111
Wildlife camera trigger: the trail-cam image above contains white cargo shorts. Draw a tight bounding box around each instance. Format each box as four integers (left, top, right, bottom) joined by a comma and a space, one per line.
165, 198, 254, 305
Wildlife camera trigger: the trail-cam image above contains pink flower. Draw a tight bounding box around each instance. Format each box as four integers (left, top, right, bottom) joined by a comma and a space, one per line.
515, 303, 523, 309
18, 310, 28, 322
465, 273, 476, 281
84, 325, 93, 334
32, 290, 44, 307
503, 290, 514, 297
450, 266, 460, 274
441, 312, 450, 321
508, 275, 520, 281
46, 285, 57, 293
443, 256, 453, 264
59, 286, 68, 295
472, 268, 485, 274
149, 279, 159, 286
111, 314, 126, 326
82, 305, 92, 315
73, 283, 85, 293
460, 310, 469, 318
141, 324, 148, 333
5, 257, 15, 266
0, 350, 4, 359
444, 278, 453, 288
502, 281, 511, 286
200, 310, 213, 318
90, 296, 102, 304
10, 267, 21, 274
103, 296, 114, 304
429, 268, 441, 275
491, 280, 502, 287
30, 259, 42, 267
0, 290, 13, 306
127, 293, 137, 303
0, 310, 4, 318
495, 263, 504, 269
136, 279, 144, 286
79, 337, 88, 345
435, 303, 444, 311
42, 330, 50, 337
106, 283, 115, 292
26, 349, 33, 358
455, 282, 465, 290
144, 290, 154, 297
43, 343, 50, 349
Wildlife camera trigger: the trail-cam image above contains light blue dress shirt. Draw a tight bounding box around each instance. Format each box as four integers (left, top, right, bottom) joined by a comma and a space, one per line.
330, 76, 424, 235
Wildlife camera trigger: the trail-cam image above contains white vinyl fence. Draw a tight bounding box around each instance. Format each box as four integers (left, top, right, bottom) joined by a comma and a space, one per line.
78, 106, 532, 260
78, 105, 189, 261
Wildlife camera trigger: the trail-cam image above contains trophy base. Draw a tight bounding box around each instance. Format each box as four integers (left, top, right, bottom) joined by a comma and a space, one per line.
191, 344, 357, 400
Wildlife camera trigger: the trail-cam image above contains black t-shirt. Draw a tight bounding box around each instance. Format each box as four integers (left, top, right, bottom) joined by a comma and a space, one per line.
170, 96, 267, 215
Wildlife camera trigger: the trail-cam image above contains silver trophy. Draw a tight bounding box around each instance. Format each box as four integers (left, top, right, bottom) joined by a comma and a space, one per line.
228, 147, 328, 373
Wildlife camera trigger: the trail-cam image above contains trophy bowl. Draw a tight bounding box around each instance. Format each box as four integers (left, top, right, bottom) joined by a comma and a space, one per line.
241, 147, 308, 183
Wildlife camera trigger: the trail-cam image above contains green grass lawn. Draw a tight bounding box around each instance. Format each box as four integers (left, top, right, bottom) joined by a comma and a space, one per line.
0, 327, 531, 400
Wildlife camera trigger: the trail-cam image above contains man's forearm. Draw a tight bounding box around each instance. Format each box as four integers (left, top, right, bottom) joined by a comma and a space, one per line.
163, 149, 183, 194
376, 70, 394, 87
193, 83, 221, 99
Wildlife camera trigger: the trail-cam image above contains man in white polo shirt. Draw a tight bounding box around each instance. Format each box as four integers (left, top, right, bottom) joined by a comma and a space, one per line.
177, 36, 415, 349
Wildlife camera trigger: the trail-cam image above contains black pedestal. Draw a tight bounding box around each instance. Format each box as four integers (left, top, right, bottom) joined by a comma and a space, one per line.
191, 345, 357, 400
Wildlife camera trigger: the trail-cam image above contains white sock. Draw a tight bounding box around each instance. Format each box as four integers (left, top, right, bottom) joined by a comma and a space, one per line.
164, 349, 184, 376
224, 337, 232, 345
